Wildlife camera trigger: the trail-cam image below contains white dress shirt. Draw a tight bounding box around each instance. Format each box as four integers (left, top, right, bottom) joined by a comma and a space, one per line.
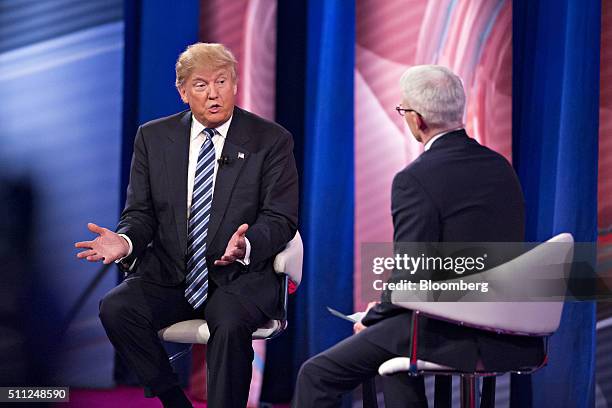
118, 114, 250, 267
424, 127, 464, 151
187, 115, 231, 214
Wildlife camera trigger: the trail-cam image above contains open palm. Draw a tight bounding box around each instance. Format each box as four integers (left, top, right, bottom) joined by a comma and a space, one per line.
75, 223, 129, 264
214, 223, 249, 266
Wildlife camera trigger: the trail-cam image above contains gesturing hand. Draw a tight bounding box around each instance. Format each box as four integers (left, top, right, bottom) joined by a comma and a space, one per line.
75, 223, 130, 265
214, 224, 249, 266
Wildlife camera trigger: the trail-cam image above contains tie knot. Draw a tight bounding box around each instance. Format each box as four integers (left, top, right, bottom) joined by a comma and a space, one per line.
203, 128, 216, 139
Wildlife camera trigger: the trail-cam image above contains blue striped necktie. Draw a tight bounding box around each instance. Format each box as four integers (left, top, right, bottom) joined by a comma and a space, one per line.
185, 128, 216, 308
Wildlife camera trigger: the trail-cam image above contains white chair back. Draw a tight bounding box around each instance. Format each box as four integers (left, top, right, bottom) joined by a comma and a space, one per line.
274, 231, 303, 286
391, 233, 574, 336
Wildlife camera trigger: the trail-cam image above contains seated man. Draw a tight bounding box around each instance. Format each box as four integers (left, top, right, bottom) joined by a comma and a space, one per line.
292, 65, 544, 408
76, 43, 298, 408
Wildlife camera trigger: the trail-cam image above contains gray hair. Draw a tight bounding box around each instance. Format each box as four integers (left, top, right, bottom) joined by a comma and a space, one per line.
399, 65, 465, 129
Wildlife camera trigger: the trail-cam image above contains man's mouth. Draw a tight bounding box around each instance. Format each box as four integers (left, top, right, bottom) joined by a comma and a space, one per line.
208, 104, 221, 113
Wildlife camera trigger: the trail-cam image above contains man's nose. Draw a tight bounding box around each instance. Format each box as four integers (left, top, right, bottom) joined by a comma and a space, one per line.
208, 85, 219, 99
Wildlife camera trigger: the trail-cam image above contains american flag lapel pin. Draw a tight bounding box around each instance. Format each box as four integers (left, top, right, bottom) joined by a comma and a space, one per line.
238, 152, 245, 159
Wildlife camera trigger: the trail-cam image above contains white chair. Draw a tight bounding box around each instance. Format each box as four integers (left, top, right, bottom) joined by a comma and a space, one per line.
378, 233, 574, 408
158, 231, 303, 362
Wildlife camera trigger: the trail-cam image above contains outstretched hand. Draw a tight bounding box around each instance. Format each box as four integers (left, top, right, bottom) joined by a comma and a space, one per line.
75, 223, 130, 265
214, 224, 249, 266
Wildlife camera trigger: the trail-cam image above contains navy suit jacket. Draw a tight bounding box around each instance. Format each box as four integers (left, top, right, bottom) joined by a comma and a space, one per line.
363, 130, 544, 372
116, 106, 299, 319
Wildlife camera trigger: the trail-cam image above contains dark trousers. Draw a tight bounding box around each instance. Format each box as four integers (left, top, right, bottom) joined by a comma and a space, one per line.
99, 276, 268, 408
292, 326, 428, 408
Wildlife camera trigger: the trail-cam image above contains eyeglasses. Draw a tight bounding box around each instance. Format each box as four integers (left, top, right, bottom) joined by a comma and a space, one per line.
395, 105, 422, 117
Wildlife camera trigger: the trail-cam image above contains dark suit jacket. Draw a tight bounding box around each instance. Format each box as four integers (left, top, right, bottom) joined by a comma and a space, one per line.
116, 106, 299, 319
362, 129, 544, 372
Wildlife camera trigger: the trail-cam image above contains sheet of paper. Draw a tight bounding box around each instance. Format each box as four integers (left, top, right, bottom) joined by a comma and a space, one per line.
326, 306, 365, 323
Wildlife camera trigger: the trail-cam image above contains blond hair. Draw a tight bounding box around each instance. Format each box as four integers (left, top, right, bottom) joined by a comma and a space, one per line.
175, 43, 237, 89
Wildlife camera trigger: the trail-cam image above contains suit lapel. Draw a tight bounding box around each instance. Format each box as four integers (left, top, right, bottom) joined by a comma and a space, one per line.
206, 108, 251, 249
165, 111, 191, 255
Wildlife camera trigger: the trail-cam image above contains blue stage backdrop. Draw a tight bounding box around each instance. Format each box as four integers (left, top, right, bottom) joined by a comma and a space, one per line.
0, 0, 124, 387
261, 0, 309, 401
290, 0, 356, 382
513, 0, 600, 406
266, 1, 357, 402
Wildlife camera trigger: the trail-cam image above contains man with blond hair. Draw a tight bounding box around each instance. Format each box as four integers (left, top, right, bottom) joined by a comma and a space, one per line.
76, 43, 298, 408
293, 65, 543, 407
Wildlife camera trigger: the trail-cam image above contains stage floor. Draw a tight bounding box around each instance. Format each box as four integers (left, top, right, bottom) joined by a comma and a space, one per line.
58, 386, 290, 408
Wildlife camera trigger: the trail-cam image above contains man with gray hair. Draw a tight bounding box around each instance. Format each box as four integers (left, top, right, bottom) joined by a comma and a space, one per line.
76, 43, 298, 408
293, 65, 543, 407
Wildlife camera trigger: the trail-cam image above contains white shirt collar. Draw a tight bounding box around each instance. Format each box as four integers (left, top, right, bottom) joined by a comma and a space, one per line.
190, 114, 233, 140
424, 128, 463, 151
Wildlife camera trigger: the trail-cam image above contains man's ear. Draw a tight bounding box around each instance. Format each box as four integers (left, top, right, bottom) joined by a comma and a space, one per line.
232, 74, 239, 95
417, 115, 427, 131
178, 85, 189, 104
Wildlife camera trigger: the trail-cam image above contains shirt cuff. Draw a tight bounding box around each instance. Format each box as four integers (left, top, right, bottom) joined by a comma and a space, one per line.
237, 237, 251, 266
115, 234, 136, 270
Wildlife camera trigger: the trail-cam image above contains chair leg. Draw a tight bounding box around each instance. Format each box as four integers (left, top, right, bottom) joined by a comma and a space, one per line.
434, 375, 452, 408
460, 375, 479, 408
362, 378, 378, 408
168, 344, 193, 364
480, 377, 496, 408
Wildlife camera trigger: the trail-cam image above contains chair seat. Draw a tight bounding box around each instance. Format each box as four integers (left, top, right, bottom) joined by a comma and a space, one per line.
158, 319, 283, 344
378, 357, 453, 376
378, 356, 541, 377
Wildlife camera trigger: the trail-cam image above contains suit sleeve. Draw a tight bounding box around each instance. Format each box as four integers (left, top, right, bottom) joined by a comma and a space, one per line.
380, 170, 441, 302
116, 127, 158, 267
245, 130, 299, 264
